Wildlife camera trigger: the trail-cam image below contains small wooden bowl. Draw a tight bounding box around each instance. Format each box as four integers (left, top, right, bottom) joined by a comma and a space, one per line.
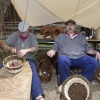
3, 55, 24, 74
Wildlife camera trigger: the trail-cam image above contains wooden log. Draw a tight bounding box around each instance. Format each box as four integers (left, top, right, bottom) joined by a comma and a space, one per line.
61, 74, 92, 100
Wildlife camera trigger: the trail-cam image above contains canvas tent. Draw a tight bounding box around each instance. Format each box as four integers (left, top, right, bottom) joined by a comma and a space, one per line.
11, 0, 100, 29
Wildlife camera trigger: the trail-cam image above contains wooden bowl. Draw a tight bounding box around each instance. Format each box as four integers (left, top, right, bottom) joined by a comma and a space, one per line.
61, 74, 92, 100
3, 55, 24, 74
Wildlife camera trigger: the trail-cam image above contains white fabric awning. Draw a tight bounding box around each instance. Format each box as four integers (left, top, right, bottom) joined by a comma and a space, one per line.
11, 0, 100, 29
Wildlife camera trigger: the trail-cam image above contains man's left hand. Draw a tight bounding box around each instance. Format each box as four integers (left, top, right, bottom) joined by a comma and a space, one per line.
17, 49, 28, 58
96, 52, 100, 64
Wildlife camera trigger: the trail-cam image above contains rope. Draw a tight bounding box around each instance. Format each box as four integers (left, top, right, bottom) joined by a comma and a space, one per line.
24, 0, 28, 22
13, 0, 16, 27
73, 0, 81, 19
22, 0, 29, 33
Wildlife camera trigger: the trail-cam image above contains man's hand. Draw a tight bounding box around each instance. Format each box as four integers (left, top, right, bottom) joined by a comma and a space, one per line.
17, 49, 28, 58
95, 52, 100, 64
11, 48, 17, 53
47, 50, 56, 58
3, 44, 17, 54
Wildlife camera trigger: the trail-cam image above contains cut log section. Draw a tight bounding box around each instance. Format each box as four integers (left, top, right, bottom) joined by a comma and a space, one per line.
60, 74, 92, 100
40, 25, 53, 39
53, 26, 64, 39
38, 59, 52, 83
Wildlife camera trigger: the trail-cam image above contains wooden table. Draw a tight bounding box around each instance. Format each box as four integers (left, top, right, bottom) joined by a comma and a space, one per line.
0, 61, 32, 100
87, 39, 100, 50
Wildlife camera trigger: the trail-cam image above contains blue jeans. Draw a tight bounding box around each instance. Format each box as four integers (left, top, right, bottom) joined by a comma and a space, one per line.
58, 55, 99, 84
26, 59, 44, 100
0, 62, 3, 69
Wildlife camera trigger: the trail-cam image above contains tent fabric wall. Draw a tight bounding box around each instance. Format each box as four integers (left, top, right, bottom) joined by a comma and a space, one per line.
11, 0, 100, 29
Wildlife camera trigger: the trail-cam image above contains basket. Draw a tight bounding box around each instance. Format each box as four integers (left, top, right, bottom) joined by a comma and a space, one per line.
38, 59, 52, 83
60, 74, 92, 100
3, 55, 24, 74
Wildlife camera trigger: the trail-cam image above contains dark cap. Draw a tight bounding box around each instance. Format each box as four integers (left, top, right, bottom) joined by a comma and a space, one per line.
65, 19, 76, 25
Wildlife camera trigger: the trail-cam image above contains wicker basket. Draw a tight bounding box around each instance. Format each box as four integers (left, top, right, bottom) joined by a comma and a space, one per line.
38, 59, 52, 83
60, 74, 92, 100
3, 55, 24, 74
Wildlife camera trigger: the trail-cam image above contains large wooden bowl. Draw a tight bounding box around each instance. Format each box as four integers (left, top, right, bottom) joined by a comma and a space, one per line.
3, 55, 24, 74
61, 74, 92, 100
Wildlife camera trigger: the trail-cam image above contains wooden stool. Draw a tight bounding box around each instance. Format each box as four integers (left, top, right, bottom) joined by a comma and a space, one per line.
0, 61, 32, 100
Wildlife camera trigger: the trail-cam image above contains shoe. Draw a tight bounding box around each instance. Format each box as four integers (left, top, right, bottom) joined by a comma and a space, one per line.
58, 84, 62, 93
35, 94, 45, 100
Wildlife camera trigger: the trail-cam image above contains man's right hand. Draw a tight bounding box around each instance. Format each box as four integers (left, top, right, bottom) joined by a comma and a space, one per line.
11, 48, 17, 53
47, 50, 56, 58
3, 44, 17, 54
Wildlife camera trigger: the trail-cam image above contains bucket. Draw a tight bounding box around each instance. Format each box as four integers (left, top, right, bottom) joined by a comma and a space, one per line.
38, 59, 52, 83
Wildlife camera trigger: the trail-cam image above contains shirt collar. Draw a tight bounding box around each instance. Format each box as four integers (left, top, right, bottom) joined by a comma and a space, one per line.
66, 32, 77, 39
20, 33, 29, 42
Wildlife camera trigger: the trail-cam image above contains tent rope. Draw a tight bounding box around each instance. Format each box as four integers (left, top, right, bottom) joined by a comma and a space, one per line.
24, 0, 28, 22
13, 0, 16, 23
73, 0, 81, 19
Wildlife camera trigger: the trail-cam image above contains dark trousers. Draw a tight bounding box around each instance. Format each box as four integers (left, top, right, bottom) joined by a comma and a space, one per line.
57, 55, 99, 84
0, 62, 3, 69
26, 59, 44, 100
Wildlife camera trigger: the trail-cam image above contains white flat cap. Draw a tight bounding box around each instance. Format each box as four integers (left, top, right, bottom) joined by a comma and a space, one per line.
18, 21, 29, 32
